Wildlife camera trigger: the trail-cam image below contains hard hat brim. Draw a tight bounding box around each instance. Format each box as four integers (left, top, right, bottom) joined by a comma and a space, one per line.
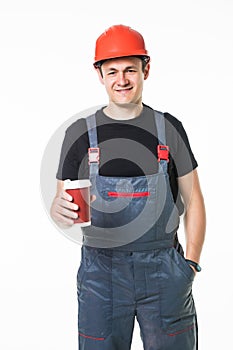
93, 54, 150, 68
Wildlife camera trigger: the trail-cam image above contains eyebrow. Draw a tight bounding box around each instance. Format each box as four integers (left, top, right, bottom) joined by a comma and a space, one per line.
106, 65, 138, 72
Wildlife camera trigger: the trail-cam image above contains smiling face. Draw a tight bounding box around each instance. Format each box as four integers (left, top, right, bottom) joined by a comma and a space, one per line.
97, 56, 150, 107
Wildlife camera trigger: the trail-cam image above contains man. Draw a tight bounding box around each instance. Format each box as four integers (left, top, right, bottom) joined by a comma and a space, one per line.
50, 24, 206, 350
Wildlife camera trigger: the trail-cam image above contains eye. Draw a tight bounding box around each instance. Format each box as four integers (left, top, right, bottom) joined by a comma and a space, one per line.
126, 69, 136, 73
107, 71, 116, 76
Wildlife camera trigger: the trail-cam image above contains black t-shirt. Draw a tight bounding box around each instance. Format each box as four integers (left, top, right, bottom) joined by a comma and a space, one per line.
56, 104, 198, 212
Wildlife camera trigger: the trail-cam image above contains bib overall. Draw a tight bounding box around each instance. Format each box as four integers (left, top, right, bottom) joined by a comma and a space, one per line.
77, 111, 198, 350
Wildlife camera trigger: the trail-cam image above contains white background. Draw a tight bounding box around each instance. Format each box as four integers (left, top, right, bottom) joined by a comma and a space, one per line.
0, 0, 232, 349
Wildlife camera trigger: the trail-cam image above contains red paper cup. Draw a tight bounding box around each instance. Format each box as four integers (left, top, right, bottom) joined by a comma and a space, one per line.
64, 179, 91, 226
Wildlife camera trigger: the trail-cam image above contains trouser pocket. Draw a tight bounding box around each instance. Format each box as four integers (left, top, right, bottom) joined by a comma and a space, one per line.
77, 248, 113, 340
159, 247, 196, 335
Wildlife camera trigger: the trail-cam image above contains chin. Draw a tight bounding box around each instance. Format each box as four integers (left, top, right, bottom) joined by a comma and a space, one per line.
114, 101, 134, 107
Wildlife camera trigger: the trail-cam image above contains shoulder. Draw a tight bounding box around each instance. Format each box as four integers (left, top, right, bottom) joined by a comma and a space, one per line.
153, 108, 188, 139
163, 112, 187, 138
164, 112, 182, 128
146, 106, 192, 151
143, 104, 181, 126
66, 117, 87, 135
144, 104, 185, 135
65, 108, 105, 136
64, 117, 89, 145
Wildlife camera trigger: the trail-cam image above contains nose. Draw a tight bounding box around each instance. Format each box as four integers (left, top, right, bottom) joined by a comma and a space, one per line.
116, 72, 129, 86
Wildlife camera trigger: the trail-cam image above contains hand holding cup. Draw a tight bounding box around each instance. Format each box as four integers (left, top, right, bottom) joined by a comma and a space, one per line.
64, 179, 92, 227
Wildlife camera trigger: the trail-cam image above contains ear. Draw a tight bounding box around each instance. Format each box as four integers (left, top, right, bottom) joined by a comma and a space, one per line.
143, 63, 150, 80
95, 67, 105, 85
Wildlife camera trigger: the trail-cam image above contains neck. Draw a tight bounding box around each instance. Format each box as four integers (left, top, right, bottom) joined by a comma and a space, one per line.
103, 102, 143, 120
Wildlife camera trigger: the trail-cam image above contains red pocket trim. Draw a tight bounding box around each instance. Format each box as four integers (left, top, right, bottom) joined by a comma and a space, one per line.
108, 191, 150, 198
79, 332, 104, 341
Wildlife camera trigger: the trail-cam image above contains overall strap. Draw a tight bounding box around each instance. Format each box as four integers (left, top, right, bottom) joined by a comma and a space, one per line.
86, 114, 99, 176
154, 111, 169, 173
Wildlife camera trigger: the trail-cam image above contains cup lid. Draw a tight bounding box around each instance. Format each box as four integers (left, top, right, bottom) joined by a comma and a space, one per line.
63, 179, 91, 189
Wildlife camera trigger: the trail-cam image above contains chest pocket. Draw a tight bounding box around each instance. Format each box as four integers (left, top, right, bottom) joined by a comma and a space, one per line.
91, 177, 152, 229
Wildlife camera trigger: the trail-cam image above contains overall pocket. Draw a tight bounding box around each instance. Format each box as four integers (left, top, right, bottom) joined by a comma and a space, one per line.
77, 248, 113, 340
159, 248, 196, 335
101, 187, 152, 229
77, 246, 100, 288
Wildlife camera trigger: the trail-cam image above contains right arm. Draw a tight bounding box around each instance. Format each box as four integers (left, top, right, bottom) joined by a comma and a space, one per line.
51, 119, 91, 227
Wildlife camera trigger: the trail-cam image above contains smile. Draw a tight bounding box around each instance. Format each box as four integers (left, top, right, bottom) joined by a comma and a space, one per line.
115, 87, 133, 92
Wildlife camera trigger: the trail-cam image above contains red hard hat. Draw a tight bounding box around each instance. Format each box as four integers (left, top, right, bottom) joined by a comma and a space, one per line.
94, 24, 150, 67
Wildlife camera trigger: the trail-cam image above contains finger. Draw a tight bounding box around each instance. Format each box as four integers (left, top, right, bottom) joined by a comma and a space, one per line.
56, 206, 79, 220
61, 190, 73, 202
58, 197, 79, 211
91, 194, 96, 203
189, 265, 197, 275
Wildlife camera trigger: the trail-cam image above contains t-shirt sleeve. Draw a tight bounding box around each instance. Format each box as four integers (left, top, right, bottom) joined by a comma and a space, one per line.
56, 118, 89, 180
165, 113, 198, 177
175, 121, 198, 176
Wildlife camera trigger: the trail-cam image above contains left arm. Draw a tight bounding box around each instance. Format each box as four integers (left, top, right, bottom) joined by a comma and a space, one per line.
178, 169, 206, 265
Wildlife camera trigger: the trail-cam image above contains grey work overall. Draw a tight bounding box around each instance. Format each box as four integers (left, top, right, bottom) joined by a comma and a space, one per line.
77, 111, 198, 350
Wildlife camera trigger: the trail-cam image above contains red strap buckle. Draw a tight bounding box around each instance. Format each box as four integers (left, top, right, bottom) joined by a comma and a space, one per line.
157, 145, 169, 162
88, 147, 100, 164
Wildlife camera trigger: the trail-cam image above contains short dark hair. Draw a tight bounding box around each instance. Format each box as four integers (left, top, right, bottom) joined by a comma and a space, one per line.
96, 56, 149, 77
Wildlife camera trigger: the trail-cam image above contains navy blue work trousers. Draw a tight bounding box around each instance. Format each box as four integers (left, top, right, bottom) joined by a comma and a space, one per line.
77, 246, 197, 350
